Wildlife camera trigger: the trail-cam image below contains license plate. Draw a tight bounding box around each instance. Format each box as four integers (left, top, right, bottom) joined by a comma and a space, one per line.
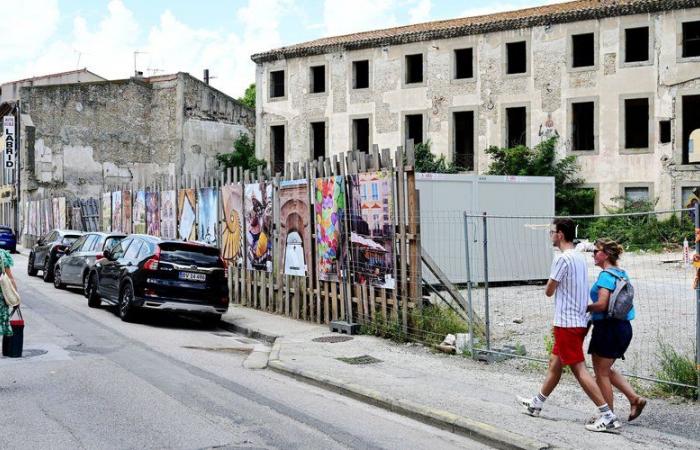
179, 271, 206, 282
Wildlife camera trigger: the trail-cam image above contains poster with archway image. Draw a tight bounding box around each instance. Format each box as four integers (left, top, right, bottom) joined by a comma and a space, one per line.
221, 184, 243, 265
196, 187, 218, 246
146, 191, 160, 237
348, 171, 395, 289
133, 191, 146, 234
122, 191, 132, 233
280, 179, 311, 276
58, 197, 66, 229
315, 176, 346, 282
160, 190, 177, 239
111, 191, 122, 233
244, 182, 272, 272
177, 188, 197, 240
101, 193, 111, 232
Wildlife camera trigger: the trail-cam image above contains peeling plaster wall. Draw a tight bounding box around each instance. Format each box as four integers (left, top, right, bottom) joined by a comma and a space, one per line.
257, 7, 700, 211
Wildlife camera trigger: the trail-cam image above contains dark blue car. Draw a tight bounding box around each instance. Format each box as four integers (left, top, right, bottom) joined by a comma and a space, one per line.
0, 226, 17, 253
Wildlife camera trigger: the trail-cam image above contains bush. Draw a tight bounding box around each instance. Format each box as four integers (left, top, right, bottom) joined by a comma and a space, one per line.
410, 305, 468, 346
414, 140, 463, 173
216, 134, 266, 172
654, 339, 698, 399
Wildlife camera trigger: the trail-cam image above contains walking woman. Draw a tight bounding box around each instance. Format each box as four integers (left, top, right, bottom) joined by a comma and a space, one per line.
0, 249, 17, 341
587, 238, 646, 422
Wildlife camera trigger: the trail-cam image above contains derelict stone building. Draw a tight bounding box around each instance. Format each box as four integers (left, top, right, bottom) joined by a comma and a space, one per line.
252, 0, 700, 212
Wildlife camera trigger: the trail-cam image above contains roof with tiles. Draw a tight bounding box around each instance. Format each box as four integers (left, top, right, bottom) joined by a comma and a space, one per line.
251, 0, 700, 63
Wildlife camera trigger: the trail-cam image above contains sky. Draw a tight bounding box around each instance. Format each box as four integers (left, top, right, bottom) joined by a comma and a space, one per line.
2, 0, 565, 99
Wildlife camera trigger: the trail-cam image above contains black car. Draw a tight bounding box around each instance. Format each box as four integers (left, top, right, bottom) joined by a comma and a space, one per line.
53, 232, 127, 293
86, 235, 229, 325
28, 229, 83, 281
0, 226, 17, 253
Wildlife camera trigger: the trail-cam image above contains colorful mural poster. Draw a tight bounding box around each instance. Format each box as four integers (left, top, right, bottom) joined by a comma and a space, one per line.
348, 171, 395, 289
160, 190, 177, 239
111, 191, 122, 233
101, 193, 111, 232
71, 204, 83, 232
221, 184, 243, 264
44, 198, 53, 233
21, 201, 28, 237
196, 187, 218, 246
133, 191, 146, 234
122, 191, 132, 234
315, 176, 345, 281
28, 201, 35, 236
177, 188, 197, 240
52, 198, 60, 230
244, 182, 272, 271
279, 179, 311, 276
146, 191, 160, 237
58, 197, 66, 229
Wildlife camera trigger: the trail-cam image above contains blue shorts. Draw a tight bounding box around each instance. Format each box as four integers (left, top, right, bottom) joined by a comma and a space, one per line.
588, 319, 632, 360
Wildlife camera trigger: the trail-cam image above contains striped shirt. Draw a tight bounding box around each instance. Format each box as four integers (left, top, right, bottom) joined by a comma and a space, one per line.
549, 249, 589, 328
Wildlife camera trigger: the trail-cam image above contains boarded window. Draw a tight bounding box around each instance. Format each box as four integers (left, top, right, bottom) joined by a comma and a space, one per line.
405, 114, 423, 146
506, 106, 527, 147
682, 21, 700, 58
506, 41, 527, 74
624, 186, 650, 203
572, 33, 595, 67
454, 48, 473, 79
269, 70, 285, 98
310, 121, 326, 160
625, 27, 649, 62
453, 111, 474, 170
310, 65, 325, 93
352, 118, 370, 153
659, 120, 671, 144
683, 95, 700, 164
571, 101, 595, 151
353, 60, 369, 89
405, 54, 423, 84
624, 98, 649, 149
271, 125, 285, 174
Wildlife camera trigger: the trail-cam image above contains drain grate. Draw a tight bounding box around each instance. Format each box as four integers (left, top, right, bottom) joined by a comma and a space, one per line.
336, 355, 382, 365
312, 336, 354, 343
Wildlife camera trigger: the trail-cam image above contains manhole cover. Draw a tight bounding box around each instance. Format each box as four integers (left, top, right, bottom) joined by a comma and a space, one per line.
312, 336, 354, 343
20, 349, 48, 359
336, 355, 382, 365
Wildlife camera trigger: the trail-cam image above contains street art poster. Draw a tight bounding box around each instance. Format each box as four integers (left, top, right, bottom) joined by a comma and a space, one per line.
122, 191, 132, 234
315, 176, 346, 282
244, 182, 272, 271
71, 203, 82, 232
160, 190, 177, 239
101, 193, 111, 232
52, 198, 60, 230
21, 201, 28, 237
133, 191, 146, 234
177, 188, 197, 240
146, 191, 160, 237
43, 198, 53, 233
221, 184, 243, 264
197, 187, 218, 246
348, 171, 395, 289
111, 191, 122, 233
28, 201, 35, 236
279, 179, 311, 276
58, 197, 66, 229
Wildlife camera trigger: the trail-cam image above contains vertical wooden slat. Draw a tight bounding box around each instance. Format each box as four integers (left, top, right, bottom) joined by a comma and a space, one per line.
396, 146, 408, 334
331, 281, 338, 322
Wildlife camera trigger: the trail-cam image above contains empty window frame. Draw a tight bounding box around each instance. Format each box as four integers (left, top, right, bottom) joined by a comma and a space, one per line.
454, 48, 474, 79
624, 26, 650, 63
405, 114, 423, 146
681, 186, 700, 207
452, 111, 474, 170
352, 118, 370, 153
624, 186, 650, 203
571, 101, 595, 151
682, 21, 700, 58
506, 41, 527, 74
310, 65, 326, 93
269, 70, 285, 98
624, 98, 650, 149
310, 121, 326, 160
659, 120, 671, 144
571, 33, 595, 68
405, 54, 424, 84
682, 95, 700, 164
505, 106, 527, 147
271, 125, 285, 173
353, 60, 369, 89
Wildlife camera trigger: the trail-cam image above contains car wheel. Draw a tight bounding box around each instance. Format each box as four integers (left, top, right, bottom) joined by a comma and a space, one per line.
87, 274, 101, 308
27, 254, 37, 276
201, 314, 222, 328
119, 283, 137, 322
53, 265, 65, 289
42, 257, 54, 282
83, 273, 90, 298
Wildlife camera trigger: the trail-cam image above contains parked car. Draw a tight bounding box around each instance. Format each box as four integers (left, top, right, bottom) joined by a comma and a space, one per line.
0, 226, 17, 253
28, 229, 83, 281
53, 232, 127, 293
86, 235, 228, 325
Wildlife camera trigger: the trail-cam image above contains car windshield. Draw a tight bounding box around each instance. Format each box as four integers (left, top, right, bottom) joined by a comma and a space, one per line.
62, 235, 80, 245
104, 236, 125, 251
158, 243, 221, 267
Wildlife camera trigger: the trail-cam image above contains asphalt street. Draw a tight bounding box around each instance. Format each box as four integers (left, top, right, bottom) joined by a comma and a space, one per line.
0, 253, 486, 450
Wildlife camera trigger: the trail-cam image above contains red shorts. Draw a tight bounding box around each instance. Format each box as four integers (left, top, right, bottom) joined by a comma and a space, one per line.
552, 326, 587, 365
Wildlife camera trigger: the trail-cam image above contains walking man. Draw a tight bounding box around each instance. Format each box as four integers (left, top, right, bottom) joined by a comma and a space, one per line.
517, 218, 621, 432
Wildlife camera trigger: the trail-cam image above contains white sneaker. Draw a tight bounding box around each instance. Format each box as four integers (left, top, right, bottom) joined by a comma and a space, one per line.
516, 395, 541, 417
585, 415, 621, 433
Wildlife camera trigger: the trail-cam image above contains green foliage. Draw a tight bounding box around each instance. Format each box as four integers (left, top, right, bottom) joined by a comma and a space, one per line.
216, 134, 266, 172
484, 137, 595, 215
239, 83, 255, 110
544, 331, 554, 354
410, 305, 469, 346
653, 339, 698, 399
360, 316, 407, 343
414, 140, 463, 174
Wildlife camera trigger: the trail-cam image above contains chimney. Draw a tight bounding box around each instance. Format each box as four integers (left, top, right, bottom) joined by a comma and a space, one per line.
204, 69, 209, 85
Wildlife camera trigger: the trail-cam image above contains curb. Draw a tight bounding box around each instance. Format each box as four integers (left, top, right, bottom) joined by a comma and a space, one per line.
267, 359, 550, 450
218, 317, 278, 345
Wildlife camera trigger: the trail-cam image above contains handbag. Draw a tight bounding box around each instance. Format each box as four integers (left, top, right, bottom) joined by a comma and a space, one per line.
0, 255, 20, 307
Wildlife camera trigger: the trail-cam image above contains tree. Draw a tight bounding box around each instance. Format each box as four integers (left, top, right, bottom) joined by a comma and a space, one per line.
484, 137, 595, 215
413, 140, 463, 174
239, 83, 255, 110
216, 134, 266, 172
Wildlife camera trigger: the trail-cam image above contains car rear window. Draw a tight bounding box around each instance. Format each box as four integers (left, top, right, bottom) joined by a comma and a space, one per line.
62, 235, 80, 245
158, 243, 222, 267
103, 236, 124, 251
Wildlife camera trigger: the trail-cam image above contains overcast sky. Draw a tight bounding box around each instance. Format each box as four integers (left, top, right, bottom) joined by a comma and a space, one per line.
3, 0, 565, 98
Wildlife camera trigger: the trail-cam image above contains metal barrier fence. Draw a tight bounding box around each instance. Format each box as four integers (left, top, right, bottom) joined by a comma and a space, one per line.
422, 208, 698, 391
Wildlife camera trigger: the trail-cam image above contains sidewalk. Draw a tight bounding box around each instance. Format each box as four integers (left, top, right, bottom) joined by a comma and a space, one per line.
221, 306, 700, 450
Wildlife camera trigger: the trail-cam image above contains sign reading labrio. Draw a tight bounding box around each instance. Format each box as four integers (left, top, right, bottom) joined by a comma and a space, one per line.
3, 116, 16, 180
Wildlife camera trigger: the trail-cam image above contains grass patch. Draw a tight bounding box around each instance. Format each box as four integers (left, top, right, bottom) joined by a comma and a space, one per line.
410, 305, 469, 346
652, 340, 698, 399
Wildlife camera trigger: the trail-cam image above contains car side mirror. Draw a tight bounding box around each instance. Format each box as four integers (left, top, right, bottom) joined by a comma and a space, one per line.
37, 239, 44, 246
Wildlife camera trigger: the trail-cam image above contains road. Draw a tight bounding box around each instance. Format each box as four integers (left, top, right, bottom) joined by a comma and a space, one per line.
0, 253, 486, 450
